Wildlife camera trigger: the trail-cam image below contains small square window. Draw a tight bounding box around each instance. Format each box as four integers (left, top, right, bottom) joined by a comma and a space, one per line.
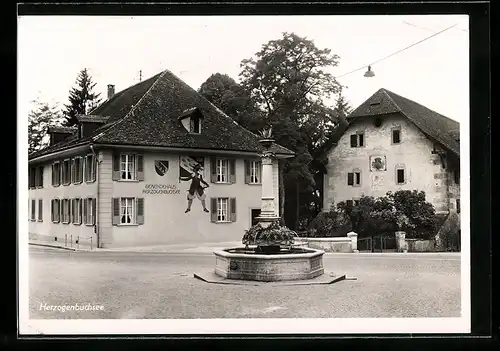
392, 128, 401, 144
396, 168, 405, 184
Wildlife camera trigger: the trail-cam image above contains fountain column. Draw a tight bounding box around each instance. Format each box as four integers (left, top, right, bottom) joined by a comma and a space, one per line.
256, 139, 281, 228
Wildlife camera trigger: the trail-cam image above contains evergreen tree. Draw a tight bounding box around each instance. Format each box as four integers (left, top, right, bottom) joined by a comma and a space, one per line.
63, 68, 102, 126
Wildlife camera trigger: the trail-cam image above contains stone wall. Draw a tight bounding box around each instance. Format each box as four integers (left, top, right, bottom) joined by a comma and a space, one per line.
296, 232, 358, 253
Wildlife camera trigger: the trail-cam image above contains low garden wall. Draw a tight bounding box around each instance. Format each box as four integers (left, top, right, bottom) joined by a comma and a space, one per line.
405, 239, 436, 252
294, 232, 358, 253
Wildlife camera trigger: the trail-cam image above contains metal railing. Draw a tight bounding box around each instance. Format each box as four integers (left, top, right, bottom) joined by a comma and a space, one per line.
29, 233, 94, 250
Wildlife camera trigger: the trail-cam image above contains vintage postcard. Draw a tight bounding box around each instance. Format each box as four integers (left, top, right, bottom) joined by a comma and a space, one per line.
18, 13, 471, 335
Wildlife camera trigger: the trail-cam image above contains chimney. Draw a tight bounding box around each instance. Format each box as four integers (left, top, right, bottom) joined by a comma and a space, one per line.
107, 84, 115, 100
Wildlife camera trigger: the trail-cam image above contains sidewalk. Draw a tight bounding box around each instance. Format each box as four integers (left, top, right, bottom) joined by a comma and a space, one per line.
29, 240, 244, 254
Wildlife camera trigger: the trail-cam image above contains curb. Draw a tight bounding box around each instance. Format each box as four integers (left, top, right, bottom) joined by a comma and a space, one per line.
29, 243, 76, 251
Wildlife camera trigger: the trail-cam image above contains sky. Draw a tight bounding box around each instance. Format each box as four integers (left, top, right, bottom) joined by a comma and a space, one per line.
18, 15, 469, 124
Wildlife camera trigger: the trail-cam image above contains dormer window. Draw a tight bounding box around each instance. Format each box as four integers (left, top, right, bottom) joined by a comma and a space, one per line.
178, 107, 203, 134
190, 115, 201, 134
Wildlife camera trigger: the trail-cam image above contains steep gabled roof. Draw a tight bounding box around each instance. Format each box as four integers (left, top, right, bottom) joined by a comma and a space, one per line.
325, 88, 460, 157
29, 69, 294, 160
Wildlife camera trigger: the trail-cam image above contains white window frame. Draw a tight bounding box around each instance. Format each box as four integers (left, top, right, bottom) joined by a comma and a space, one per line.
62, 159, 71, 185
249, 160, 262, 184
72, 198, 82, 225
73, 157, 83, 184
52, 199, 61, 223
120, 154, 137, 181
120, 197, 135, 225
84, 198, 95, 226
52, 161, 61, 187
85, 154, 96, 183
62, 199, 70, 224
216, 158, 229, 183
217, 197, 229, 222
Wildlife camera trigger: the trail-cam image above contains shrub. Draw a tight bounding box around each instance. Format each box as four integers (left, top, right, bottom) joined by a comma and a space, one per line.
307, 204, 352, 237
242, 220, 296, 248
336, 190, 438, 239
388, 190, 437, 239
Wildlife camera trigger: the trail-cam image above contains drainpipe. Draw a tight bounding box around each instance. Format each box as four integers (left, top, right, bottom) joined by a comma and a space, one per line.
90, 144, 101, 248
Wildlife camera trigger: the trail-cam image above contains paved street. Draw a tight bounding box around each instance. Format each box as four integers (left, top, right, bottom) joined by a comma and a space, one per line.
28, 246, 461, 319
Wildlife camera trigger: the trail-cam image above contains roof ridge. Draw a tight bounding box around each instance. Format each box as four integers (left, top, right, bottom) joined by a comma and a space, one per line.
164, 69, 272, 143
380, 88, 403, 113
92, 70, 167, 142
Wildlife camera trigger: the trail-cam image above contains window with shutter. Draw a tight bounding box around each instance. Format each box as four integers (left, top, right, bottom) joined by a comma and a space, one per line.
347, 172, 354, 186
112, 152, 120, 181
229, 159, 236, 183
137, 155, 144, 181
353, 170, 361, 186
38, 166, 44, 187
136, 198, 144, 225
210, 197, 217, 222
350, 134, 357, 147
112, 197, 120, 225
117, 154, 137, 180
210, 156, 217, 183
230, 198, 236, 222
83, 198, 88, 224
31, 199, 36, 221
52, 162, 61, 186
91, 198, 96, 225
244, 160, 250, 184
358, 133, 364, 147
38, 199, 42, 221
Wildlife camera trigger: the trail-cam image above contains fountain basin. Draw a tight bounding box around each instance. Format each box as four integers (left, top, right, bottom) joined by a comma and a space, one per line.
214, 247, 325, 282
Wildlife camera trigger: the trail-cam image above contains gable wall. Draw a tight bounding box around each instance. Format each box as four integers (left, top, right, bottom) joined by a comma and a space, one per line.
323, 112, 454, 212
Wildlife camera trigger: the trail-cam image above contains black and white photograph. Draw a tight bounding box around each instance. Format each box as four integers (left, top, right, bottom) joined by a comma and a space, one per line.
19, 11, 472, 335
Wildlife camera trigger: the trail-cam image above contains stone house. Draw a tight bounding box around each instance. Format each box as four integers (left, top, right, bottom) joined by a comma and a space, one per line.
28, 70, 293, 248
321, 88, 460, 236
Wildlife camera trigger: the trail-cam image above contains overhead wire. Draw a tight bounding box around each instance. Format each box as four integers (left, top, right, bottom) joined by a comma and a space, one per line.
334, 23, 459, 79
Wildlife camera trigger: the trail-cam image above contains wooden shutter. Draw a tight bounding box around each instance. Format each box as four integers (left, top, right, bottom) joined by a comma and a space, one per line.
78, 199, 83, 224
71, 159, 76, 184
38, 199, 42, 221
112, 152, 120, 181
358, 133, 364, 147
210, 197, 217, 222
210, 156, 217, 183
92, 155, 97, 181
39, 166, 43, 187
136, 198, 144, 225
347, 172, 354, 186
92, 198, 96, 225
51, 164, 55, 186
83, 156, 87, 182
112, 197, 120, 225
137, 154, 144, 181
83, 199, 88, 224
244, 160, 250, 184
78, 158, 83, 182
350, 134, 357, 147
70, 199, 75, 223
230, 197, 236, 222
229, 159, 236, 183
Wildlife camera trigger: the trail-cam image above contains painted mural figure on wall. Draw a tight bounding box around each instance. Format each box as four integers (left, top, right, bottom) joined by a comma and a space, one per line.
179, 163, 209, 213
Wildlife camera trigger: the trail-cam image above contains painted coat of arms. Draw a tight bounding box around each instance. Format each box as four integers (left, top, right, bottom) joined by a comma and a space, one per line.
155, 160, 170, 176
369, 155, 387, 171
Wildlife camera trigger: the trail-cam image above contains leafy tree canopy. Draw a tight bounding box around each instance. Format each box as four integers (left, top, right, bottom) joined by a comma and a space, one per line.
28, 98, 64, 154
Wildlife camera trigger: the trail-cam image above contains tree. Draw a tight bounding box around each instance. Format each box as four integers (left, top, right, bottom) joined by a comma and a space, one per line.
63, 68, 102, 126
239, 32, 343, 228
28, 98, 64, 154
198, 73, 266, 131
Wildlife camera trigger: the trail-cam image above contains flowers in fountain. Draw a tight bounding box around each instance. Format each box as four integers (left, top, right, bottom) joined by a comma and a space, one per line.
242, 220, 296, 249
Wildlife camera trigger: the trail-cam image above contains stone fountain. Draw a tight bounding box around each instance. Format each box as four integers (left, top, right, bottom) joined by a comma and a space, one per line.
202, 130, 332, 283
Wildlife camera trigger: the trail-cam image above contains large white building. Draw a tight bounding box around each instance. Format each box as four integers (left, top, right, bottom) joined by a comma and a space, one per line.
28, 70, 293, 248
